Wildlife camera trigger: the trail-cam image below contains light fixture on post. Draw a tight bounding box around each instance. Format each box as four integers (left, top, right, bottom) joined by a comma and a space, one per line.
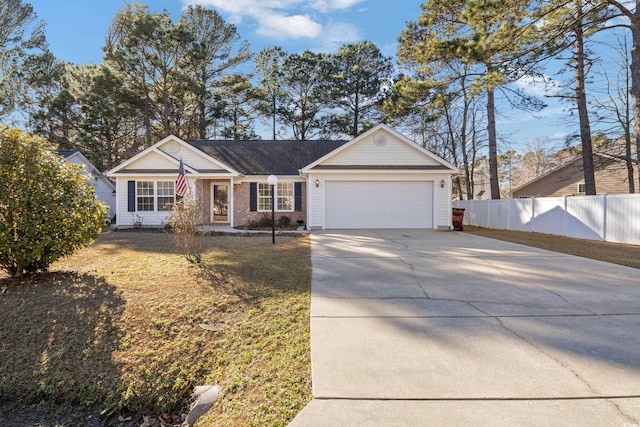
315, 179, 319, 188
440, 179, 446, 188
267, 174, 278, 244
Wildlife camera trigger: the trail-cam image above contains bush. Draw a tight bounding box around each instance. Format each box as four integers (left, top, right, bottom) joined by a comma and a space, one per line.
167, 193, 205, 265
0, 127, 108, 276
277, 215, 291, 228
248, 213, 273, 229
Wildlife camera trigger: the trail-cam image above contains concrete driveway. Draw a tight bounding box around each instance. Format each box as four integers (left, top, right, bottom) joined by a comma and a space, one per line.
289, 230, 640, 426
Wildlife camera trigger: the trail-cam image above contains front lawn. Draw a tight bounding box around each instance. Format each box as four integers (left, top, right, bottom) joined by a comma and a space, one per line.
0, 231, 312, 426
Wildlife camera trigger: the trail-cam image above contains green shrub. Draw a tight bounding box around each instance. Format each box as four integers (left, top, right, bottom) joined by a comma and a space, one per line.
0, 127, 108, 276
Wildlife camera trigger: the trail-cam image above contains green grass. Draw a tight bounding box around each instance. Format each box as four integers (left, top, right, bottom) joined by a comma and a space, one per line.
0, 231, 312, 426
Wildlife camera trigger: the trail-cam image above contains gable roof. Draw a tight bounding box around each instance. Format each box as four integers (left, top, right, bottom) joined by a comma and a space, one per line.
57, 150, 78, 159
186, 139, 348, 175
511, 152, 631, 195
107, 124, 457, 178
106, 135, 237, 176
301, 124, 459, 173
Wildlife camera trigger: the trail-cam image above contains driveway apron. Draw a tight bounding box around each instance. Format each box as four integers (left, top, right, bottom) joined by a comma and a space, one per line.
288, 230, 640, 426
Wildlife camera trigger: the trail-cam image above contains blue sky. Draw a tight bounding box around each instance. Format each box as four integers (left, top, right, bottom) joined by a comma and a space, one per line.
28, 0, 422, 64
27, 0, 583, 149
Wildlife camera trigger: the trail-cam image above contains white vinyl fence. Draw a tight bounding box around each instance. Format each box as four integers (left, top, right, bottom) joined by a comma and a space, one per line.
453, 194, 640, 245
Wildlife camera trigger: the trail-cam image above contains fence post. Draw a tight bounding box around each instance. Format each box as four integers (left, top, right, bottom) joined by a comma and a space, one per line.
530, 197, 535, 233
602, 194, 607, 241
562, 195, 569, 236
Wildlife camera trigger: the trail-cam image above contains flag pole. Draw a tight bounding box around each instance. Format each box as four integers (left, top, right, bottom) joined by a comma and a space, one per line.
176, 157, 187, 201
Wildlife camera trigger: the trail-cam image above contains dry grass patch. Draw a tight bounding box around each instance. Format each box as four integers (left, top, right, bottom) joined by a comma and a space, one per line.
464, 226, 640, 269
0, 230, 311, 426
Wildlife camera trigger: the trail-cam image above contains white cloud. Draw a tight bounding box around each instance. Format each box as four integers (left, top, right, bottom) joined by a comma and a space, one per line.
311, 0, 364, 12
312, 22, 360, 52
257, 13, 323, 39
183, 0, 362, 41
514, 74, 562, 97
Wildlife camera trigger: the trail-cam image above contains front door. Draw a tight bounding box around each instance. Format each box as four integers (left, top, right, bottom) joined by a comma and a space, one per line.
212, 184, 229, 223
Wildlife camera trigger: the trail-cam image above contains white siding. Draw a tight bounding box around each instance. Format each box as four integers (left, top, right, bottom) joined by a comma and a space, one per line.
63, 153, 116, 219
308, 174, 325, 229
114, 176, 177, 228
434, 178, 451, 229
323, 133, 440, 166
94, 178, 116, 219
126, 151, 176, 170
157, 141, 232, 171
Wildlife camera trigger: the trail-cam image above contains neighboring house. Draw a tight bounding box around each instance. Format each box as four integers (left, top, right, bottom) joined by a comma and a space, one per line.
106, 124, 459, 230
512, 153, 640, 198
58, 150, 116, 219
456, 157, 494, 200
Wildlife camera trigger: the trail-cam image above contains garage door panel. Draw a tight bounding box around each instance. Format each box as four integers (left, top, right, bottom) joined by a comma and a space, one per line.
325, 181, 433, 229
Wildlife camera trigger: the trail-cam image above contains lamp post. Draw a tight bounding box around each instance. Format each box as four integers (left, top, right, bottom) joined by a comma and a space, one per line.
267, 174, 278, 244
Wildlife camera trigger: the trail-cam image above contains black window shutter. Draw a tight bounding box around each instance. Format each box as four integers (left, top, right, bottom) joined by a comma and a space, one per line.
294, 182, 302, 211
249, 182, 257, 211
127, 181, 136, 212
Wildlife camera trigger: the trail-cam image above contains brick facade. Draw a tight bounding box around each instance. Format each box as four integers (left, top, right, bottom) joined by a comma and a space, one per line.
233, 181, 306, 228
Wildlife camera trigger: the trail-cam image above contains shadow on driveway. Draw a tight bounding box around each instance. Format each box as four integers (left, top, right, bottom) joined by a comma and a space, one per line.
292, 229, 640, 426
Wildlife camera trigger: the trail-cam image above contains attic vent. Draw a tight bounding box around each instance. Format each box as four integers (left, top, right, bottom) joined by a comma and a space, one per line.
166, 141, 181, 154
373, 134, 387, 146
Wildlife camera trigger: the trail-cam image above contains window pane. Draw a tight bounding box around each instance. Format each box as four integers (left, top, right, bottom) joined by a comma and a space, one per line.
157, 181, 174, 196
258, 183, 272, 211
277, 182, 294, 211
158, 197, 174, 211
137, 196, 154, 211
137, 181, 154, 196
258, 183, 272, 197
278, 182, 293, 196
137, 181, 154, 211
259, 198, 272, 211
278, 197, 293, 211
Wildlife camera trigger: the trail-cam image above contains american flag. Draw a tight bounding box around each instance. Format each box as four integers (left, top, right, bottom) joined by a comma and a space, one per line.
176, 158, 187, 198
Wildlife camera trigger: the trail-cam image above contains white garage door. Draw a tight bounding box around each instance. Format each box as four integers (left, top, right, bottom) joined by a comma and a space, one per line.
325, 181, 433, 229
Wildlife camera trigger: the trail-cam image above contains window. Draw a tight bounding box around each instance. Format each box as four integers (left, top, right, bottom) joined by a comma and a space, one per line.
277, 182, 294, 211
137, 181, 154, 211
577, 183, 586, 193
157, 181, 175, 211
258, 183, 272, 211
258, 182, 294, 212
136, 181, 175, 211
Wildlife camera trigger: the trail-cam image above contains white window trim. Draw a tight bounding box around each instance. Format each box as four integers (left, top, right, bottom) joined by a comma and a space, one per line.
257, 182, 295, 213
136, 180, 176, 212
577, 183, 586, 193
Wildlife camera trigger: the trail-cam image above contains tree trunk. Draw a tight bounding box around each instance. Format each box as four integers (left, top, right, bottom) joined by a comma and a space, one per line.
631, 12, 640, 193
574, 0, 596, 195
486, 84, 500, 199
272, 93, 277, 140
461, 78, 472, 199
624, 129, 635, 193
619, 36, 636, 193
353, 89, 359, 137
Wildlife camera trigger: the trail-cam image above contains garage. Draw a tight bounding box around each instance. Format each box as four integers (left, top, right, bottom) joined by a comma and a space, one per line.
325, 181, 434, 229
